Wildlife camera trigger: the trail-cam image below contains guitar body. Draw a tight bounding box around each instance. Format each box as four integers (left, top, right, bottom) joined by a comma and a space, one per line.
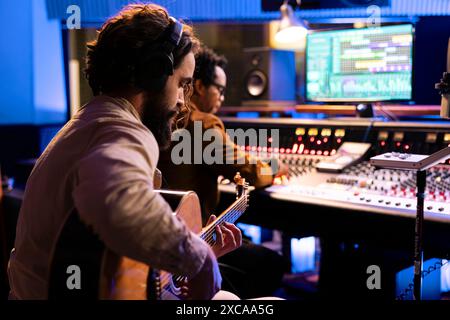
48, 172, 248, 300
100, 190, 202, 300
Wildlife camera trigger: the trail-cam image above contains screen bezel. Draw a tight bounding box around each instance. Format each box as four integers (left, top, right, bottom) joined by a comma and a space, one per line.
304, 23, 416, 104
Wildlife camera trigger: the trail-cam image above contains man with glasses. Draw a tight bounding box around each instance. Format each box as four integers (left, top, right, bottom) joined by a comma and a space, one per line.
158, 45, 288, 299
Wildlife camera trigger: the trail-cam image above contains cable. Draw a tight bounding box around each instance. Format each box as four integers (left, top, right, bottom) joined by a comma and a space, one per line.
396, 256, 450, 300
362, 120, 374, 143
377, 104, 399, 122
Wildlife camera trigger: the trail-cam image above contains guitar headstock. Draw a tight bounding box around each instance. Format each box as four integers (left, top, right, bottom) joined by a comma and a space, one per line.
233, 172, 250, 204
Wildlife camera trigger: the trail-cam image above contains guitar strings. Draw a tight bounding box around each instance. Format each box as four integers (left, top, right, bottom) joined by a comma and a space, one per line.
202, 203, 248, 245
158, 199, 249, 287
201, 197, 248, 244
160, 203, 247, 286
201, 194, 248, 241
160, 201, 249, 286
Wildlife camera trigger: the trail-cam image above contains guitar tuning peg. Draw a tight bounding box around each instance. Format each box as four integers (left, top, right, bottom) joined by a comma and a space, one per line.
234, 172, 243, 184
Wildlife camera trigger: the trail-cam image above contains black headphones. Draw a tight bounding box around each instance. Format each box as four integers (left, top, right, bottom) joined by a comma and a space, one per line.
134, 16, 183, 91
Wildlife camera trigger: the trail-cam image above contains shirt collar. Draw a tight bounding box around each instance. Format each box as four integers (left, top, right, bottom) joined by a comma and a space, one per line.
81, 95, 142, 122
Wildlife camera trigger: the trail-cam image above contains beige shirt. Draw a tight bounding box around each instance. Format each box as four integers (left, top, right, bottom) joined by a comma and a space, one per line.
8, 95, 209, 299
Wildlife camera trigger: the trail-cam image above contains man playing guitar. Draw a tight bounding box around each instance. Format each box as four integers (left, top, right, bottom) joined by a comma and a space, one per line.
8, 3, 241, 300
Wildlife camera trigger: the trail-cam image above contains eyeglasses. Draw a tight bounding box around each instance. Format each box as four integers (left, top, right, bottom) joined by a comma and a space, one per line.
211, 82, 226, 97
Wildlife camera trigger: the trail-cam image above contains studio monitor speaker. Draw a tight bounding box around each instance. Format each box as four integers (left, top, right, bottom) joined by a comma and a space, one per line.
242, 47, 296, 106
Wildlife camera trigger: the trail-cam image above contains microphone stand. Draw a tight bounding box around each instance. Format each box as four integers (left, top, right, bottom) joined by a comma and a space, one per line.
371, 69, 450, 299
370, 147, 450, 300
413, 170, 425, 300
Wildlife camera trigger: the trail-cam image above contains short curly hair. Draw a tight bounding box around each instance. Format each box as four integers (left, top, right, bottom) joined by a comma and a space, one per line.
85, 4, 200, 95
193, 45, 228, 88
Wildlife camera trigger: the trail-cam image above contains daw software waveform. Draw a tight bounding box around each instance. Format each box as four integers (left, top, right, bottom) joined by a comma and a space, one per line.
306, 24, 413, 102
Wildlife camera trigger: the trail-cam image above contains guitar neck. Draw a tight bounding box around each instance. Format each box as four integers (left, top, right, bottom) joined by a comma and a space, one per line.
200, 195, 248, 245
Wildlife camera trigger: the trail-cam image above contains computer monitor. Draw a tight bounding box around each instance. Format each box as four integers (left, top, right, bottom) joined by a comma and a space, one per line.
306, 24, 414, 102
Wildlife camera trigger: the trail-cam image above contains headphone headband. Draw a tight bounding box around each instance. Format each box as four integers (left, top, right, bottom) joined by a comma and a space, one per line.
133, 16, 184, 91
167, 16, 183, 47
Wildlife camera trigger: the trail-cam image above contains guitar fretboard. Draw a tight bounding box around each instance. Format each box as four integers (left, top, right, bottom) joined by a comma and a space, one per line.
200, 194, 248, 246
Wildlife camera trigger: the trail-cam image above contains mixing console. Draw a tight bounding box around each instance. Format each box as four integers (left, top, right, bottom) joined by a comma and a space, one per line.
221, 118, 450, 224
267, 158, 450, 220
217, 118, 450, 300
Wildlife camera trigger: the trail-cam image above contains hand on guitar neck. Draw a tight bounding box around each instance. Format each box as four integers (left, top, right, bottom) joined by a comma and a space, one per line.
205, 214, 243, 258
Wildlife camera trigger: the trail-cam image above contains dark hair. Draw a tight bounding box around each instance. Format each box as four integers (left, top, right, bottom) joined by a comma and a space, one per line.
193, 45, 228, 87
85, 4, 200, 95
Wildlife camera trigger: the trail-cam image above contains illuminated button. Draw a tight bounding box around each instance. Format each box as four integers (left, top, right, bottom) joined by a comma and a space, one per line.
335, 129, 345, 137
378, 131, 389, 140
321, 128, 332, 137
295, 128, 305, 136
444, 133, 450, 142
393, 132, 404, 141
308, 128, 318, 136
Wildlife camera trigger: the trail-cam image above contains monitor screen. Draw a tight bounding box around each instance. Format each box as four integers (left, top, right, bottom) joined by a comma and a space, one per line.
306, 24, 414, 102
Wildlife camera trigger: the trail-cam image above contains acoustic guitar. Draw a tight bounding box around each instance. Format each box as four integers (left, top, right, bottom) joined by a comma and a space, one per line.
48, 173, 249, 300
